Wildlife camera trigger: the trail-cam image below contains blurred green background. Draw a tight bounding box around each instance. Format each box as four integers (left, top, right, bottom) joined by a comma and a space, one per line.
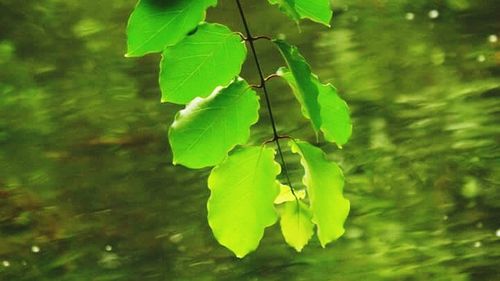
1, 0, 499, 280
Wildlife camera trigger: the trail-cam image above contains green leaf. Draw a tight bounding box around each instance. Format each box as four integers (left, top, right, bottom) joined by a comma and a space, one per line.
160, 23, 247, 104
267, 0, 300, 23
290, 140, 350, 247
275, 39, 352, 146
279, 200, 314, 252
207, 146, 281, 258
274, 40, 321, 133
317, 82, 352, 147
168, 79, 259, 169
126, 0, 217, 57
268, 0, 332, 26
274, 182, 306, 204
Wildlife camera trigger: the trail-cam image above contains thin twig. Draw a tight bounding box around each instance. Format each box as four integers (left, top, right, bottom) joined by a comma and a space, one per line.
236, 32, 272, 42
250, 83, 263, 89
236, 32, 247, 41
251, 35, 272, 41
264, 73, 279, 82
250, 74, 279, 89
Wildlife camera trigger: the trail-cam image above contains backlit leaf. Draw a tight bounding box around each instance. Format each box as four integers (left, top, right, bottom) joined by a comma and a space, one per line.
267, 0, 332, 26
207, 146, 281, 258
275, 39, 352, 146
279, 200, 314, 252
267, 0, 300, 23
160, 23, 247, 104
290, 140, 350, 247
274, 40, 321, 134
168, 79, 259, 169
317, 82, 352, 147
274, 182, 306, 204
126, 0, 217, 57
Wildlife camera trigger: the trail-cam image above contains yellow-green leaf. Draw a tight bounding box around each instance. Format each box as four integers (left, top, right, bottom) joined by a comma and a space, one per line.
267, 0, 332, 26
207, 146, 281, 258
317, 82, 352, 147
275, 39, 352, 146
126, 0, 217, 57
267, 0, 300, 23
274, 182, 306, 204
160, 23, 247, 104
168, 79, 259, 169
274, 40, 321, 134
279, 200, 314, 252
290, 140, 350, 247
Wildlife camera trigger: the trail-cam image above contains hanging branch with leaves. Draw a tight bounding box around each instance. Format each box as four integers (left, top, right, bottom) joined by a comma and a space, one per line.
125, 0, 352, 258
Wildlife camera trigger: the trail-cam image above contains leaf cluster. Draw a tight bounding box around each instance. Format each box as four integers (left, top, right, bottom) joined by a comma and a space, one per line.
126, 0, 352, 257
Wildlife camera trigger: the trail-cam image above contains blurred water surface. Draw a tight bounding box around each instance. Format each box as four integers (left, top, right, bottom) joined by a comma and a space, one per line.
1, 0, 499, 280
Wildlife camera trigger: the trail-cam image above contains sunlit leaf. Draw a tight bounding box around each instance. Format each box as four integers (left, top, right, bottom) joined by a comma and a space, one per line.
274, 182, 306, 204
160, 23, 247, 104
290, 140, 350, 247
279, 200, 314, 252
126, 0, 217, 57
267, 0, 300, 23
317, 82, 352, 147
274, 40, 321, 134
267, 0, 332, 26
169, 79, 259, 169
275, 39, 352, 146
207, 146, 281, 258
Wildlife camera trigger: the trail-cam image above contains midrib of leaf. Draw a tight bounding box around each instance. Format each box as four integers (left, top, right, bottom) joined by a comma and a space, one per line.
296, 202, 302, 236
178, 119, 216, 158
230, 148, 269, 210
168, 34, 235, 93
129, 11, 181, 55
212, 149, 265, 204
129, 1, 197, 55
169, 52, 215, 93
174, 88, 247, 160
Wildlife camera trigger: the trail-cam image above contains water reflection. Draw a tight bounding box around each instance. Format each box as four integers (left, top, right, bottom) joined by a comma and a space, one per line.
0, 0, 499, 280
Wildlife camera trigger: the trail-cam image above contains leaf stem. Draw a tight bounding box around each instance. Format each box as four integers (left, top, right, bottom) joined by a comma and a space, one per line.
236, 32, 272, 42
250, 74, 280, 88
235, 0, 296, 197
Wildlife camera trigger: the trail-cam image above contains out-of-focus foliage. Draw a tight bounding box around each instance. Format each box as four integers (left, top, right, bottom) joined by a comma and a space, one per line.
0, 0, 499, 280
